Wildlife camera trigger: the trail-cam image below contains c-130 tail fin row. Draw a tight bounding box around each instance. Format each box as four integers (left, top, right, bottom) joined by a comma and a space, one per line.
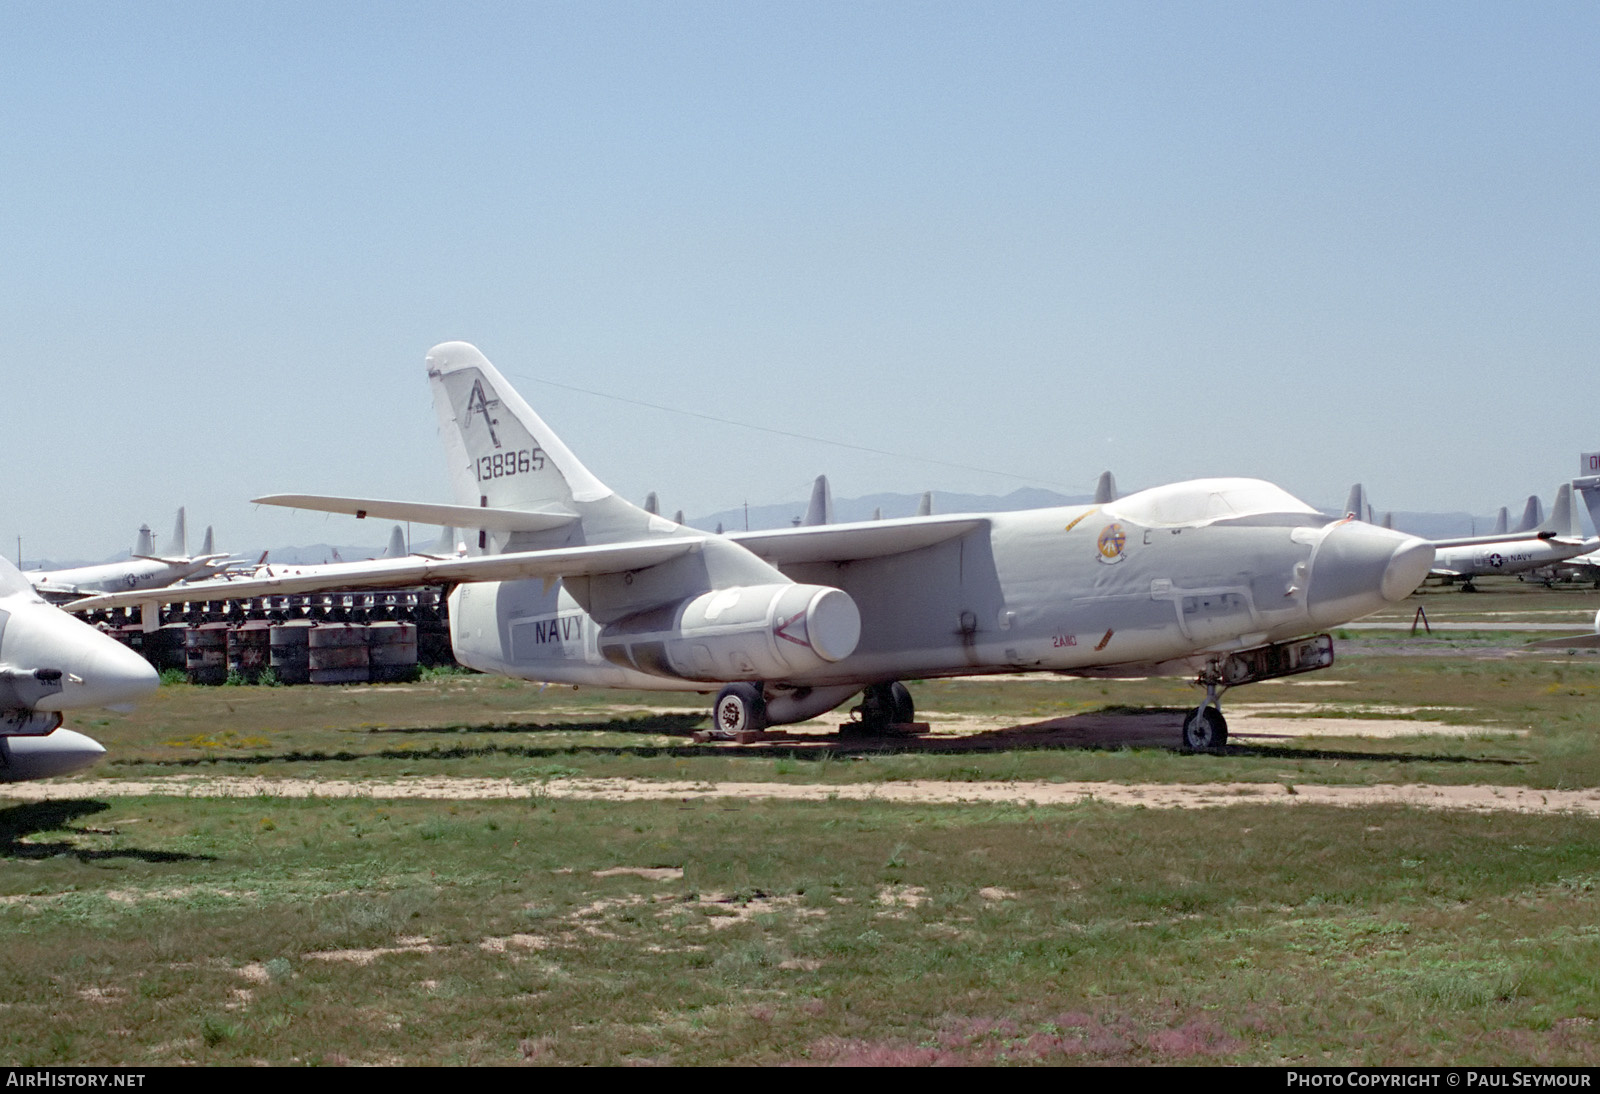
71, 342, 1433, 750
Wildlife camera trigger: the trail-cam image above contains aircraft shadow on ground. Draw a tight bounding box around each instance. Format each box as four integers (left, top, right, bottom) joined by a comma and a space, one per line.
111, 708, 1521, 770
0, 800, 215, 863
367, 714, 708, 737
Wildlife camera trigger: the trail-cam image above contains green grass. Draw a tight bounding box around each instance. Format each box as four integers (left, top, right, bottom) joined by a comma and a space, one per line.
9, 583, 1600, 1064
64, 649, 1600, 790
1, 795, 1598, 1064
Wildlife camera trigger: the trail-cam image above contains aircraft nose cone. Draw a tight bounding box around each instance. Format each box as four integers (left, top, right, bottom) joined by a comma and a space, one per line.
1381, 536, 1436, 603
31, 620, 160, 712
82, 640, 161, 707
1306, 522, 1435, 628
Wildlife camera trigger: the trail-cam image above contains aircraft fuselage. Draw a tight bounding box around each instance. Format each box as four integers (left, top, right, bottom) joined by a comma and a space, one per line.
450, 504, 1426, 692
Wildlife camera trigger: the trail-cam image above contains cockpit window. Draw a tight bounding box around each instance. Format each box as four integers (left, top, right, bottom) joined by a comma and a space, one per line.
1103, 478, 1321, 527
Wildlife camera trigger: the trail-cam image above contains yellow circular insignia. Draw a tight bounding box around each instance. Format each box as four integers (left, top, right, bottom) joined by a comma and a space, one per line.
1097, 523, 1127, 563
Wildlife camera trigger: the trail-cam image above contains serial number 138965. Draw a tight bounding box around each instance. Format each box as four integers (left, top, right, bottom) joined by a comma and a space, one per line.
476, 448, 546, 481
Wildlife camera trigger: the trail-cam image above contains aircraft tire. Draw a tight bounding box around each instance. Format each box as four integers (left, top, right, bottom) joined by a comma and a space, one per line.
1181, 707, 1227, 751
713, 683, 767, 736
888, 681, 915, 725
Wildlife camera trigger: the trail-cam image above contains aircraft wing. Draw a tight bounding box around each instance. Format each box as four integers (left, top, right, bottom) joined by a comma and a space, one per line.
63, 538, 705, 612
1429, 531, 1557, 549
253, 494, 578, 534
726, 516, 988, 566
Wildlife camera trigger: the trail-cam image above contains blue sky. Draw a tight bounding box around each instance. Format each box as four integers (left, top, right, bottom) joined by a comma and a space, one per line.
5, 2, 1597, 560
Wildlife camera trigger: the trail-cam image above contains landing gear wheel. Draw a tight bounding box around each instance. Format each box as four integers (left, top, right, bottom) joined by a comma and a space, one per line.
712, 683, 767, 737
888, 682, 914, 725
848, 682, 916, 735
1182, 706, 1227, 751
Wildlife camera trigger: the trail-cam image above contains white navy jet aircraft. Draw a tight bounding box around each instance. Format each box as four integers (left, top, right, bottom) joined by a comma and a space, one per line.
28, 509, 229, 601
0, 556, 159, 781
1428, 485, 1592, 591
70, 343, 1434, 750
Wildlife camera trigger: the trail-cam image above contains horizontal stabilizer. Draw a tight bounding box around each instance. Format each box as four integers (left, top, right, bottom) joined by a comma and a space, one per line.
253, 494, 578, 534
65, 537, 704, 612
728, 516, 986, 566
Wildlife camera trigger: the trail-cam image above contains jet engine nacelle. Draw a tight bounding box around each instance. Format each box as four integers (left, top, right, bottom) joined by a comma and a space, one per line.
598, 583, 860, 682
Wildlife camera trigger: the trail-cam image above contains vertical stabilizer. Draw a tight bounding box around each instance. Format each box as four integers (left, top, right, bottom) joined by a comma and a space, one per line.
803, 476, 833, 526
134, 524, 154, 557
1093, 471, 1118, 505
1575, 478, 1600, 540
383, 526, 407, 559
916, 492, 933, 517
429, 526, 465, 557
426, 342, 666, 549
1512, 496, 1543, 534
427, 342, 615, 512
1342, 484, 1367, 522
1538, 484, 1576, 536
643, 492, 659, 516
159, 509, 187, 558
1493, 507, 1508, 534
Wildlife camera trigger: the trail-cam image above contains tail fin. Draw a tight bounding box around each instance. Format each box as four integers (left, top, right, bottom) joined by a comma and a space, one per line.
159, 509, 186, 558
134, 524, 154, 557
1493, 507, 1508, 534
1512, 495, 1543, 534
916, 491, 933, 517
383, 526, 406, 559
803, 475, 833, 526
428, 342, 614, 513
199, 526, 214, 556
1538, 484, 1577, 536
1094, 471, 1118, 504
1576, 475, 1600, 538
426, 342, 667, 549
1342, 484, 1367, 522
643, 492, 659, 516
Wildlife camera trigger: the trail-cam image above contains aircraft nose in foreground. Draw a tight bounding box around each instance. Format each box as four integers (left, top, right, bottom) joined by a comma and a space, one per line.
1306, 521, 1435, 628
25, 612, 160, 712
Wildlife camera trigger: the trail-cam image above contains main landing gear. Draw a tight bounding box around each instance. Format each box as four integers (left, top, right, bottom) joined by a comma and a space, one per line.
711, 682, 767, 738
702, 680, 926, 741
845, 681, 917, 736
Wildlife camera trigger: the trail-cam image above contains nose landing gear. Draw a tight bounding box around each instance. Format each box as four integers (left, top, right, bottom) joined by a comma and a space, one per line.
1183, 665, 1230, 751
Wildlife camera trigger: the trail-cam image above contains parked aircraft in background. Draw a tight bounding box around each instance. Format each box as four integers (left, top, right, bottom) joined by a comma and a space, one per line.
1550, 468, 1600, 586
804, 476, 834, 526
0, 556, 158, 781
1430, 484, 1592, 590
1093, 472, 1118, 505
27, 509, 228, 601
252, 525, 409, 579
70, 342, 1434, 750
1344, 484, 1592, 592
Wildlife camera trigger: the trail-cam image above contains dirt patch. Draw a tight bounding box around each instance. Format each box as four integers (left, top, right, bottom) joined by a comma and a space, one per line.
592, 867, 683, 881
307, 936, 436, 965
6, 773, 1600, 816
